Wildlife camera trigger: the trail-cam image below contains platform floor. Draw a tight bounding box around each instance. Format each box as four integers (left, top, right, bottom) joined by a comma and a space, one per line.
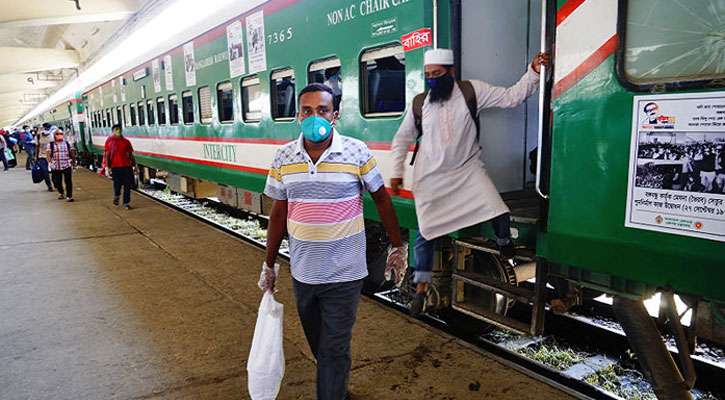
0, 156, 573, 400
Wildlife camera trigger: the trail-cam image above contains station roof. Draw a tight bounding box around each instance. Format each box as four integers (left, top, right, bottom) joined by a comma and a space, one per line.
0, 0, 149, 127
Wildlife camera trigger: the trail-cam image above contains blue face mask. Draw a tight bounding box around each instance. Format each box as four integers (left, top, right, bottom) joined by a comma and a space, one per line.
301, 115, 333, 143
427, 77, 439, 88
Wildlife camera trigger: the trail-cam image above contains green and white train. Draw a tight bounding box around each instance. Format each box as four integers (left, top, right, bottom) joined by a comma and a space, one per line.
31, 1, 725, 398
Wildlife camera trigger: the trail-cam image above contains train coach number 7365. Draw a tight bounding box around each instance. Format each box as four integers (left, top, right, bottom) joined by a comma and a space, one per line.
268, 28, 293, 45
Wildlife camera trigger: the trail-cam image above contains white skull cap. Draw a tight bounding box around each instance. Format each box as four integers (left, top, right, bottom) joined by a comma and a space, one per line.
424, 49, 454, 66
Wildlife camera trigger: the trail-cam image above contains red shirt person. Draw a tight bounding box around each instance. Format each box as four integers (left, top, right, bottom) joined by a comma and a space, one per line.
104, 124, 137, 209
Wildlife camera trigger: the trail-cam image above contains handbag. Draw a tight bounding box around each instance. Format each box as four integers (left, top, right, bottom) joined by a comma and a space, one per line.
31, 163, 43, 183
247, 292, 285, 400
5, 148, 14, 161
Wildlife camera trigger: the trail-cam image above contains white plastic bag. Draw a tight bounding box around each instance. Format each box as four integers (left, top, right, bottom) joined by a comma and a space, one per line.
247, 291, 285, 400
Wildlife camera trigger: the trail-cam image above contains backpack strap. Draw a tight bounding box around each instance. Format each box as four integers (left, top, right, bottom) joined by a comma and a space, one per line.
408, 81, 479, 166
409, 91, 428, 166
458, 80, 480, 141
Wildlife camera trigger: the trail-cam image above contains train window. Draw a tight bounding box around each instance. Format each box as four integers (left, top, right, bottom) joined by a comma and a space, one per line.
137, 101, 146, 126
130, 104, 137, 126
157, 97, 166, 125
123, 105, 130, 127
147, 99, 155, 125
106, 110, 111, 127
360, 44, 406, 117
217, 81, 234, 123
182, 91, 194, 125
618, 0, 725, 90
169, 94, 179, 125
308, 57, 342, 110
241, 75, 262, 122
116, 106, 123, 126
198, 86, 212, 124
270, 68, 295, 120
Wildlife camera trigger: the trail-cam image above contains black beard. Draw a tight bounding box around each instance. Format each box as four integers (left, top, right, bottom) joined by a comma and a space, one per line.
429, 73, 455, 103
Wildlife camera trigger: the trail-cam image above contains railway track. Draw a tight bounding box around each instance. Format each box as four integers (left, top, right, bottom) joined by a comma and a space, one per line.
134, 184, 723, 400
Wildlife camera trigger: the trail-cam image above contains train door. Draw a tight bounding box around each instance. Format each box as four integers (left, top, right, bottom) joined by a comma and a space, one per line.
460, 1, 543, 194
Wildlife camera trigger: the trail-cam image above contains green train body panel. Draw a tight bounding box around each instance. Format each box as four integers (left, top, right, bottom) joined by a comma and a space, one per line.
542, 1, 725, 302
86, 0, 433, 232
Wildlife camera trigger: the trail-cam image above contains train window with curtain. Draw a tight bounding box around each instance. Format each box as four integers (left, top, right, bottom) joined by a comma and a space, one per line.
147, 99, 155, 125
137, 101, 146, 125
157, 97, 166, 125
123, 105, 130, 127
182, 91, 194, 125
130, 104, 137, 126
270, 68, 295, 120
308, 57, 342, 110
116, 107, 123, 125
620, 0, 725, 88
169, 94, 179, 125
217, 81, 234, 123
106, 110, 111, 127
360, 44, 406, 117
241, 75, 262, 122
198, 86, 213, 124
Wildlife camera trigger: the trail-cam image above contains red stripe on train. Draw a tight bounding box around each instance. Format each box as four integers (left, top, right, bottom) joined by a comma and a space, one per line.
92, 144, 416, 199
557, 0, 587, 26
553, 34, 617, 99
92, 134, 415, 151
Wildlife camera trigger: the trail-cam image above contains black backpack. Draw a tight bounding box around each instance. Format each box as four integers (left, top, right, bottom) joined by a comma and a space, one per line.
410, 80, 479, 166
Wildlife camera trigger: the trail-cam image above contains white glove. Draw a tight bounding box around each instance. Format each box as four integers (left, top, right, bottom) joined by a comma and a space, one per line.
385, 244, 408, 287
258, 262, 280, 293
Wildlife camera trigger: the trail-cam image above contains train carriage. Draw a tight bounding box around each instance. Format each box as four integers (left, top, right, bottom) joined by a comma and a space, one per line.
56, 0, 725, 398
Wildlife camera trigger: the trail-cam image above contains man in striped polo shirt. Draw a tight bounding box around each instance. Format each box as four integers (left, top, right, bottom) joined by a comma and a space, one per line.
262, 83, 407, 400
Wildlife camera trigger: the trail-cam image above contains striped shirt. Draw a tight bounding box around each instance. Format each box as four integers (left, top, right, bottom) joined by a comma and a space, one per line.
264, 130, 384, 285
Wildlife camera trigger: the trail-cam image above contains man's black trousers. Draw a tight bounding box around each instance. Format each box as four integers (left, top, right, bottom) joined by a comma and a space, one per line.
112, 166, 133, 205
292, 278, 363, 400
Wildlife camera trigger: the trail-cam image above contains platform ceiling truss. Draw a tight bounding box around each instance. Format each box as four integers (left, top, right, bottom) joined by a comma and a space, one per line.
0, 0, 148, 127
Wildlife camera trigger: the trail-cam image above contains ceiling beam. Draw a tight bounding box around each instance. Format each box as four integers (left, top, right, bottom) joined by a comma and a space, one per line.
0, 0, 134, 27
0, 74, 59, 94
0, 47, 80, 74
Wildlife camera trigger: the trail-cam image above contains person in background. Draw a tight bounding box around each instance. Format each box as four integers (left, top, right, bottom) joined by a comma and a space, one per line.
261, 83, 407, 400
0, 133, 8, 171
104, 124, 137, 210
46, 128, 76, 202
35, 123, 54, 191
21, 127, 37, 170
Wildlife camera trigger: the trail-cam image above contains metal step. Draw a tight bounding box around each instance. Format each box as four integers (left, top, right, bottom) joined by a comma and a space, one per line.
453, 270, 535, 304
454, 238, 535, 262
452, 239, 548, 336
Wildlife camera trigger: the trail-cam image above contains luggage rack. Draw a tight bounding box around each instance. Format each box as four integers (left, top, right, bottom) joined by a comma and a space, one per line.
451, 237, 548, 336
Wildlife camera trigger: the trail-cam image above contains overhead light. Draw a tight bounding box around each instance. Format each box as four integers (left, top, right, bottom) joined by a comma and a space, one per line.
15, 0, 263, 126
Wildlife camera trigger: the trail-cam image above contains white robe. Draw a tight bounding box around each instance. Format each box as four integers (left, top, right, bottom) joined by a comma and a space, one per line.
391, 65, 540, 240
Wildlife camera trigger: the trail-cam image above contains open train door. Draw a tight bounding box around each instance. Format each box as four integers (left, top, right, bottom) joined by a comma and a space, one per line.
448, 0, 556, 336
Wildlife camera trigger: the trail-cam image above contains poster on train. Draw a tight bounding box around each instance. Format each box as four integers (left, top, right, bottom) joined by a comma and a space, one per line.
246, 10, 267, 74
152, 59, 161, 93
226, 21, 246, 78
164, 55, 174, 91
625, 91, 725, 242
183, 41, 197, 87
119, 77, 126, 102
